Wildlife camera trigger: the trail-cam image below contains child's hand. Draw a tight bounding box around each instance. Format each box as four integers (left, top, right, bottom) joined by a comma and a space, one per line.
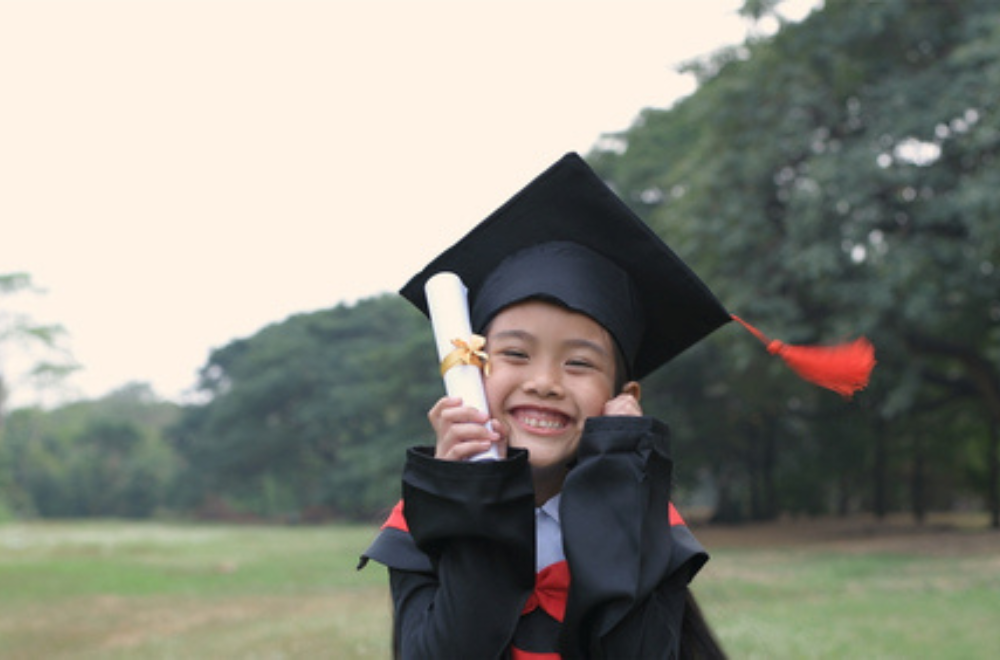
602, 392, 643, 417
428, 397, 506, 461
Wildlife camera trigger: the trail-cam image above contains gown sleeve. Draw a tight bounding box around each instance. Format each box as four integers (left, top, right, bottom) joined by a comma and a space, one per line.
558, 416, 708, 659
379, 446, 537, 660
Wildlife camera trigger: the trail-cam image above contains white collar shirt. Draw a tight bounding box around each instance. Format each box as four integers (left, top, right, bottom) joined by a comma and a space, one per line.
535, 493, 565, 572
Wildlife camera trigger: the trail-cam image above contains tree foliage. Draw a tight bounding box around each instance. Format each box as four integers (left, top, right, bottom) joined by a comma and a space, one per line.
0, 383, 181, 518
3, 0, 998, 525
172, 296, 439, 520
591, 0, 1000, 523
0, 272, 78, 420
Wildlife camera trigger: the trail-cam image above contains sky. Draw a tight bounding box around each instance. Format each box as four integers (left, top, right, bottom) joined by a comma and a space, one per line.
2, 0, 818, 409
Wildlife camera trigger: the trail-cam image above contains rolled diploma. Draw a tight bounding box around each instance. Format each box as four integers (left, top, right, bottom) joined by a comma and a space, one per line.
425, 272, 499, 461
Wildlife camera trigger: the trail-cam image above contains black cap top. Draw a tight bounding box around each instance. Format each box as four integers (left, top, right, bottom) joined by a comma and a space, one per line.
400, 152, 731, 380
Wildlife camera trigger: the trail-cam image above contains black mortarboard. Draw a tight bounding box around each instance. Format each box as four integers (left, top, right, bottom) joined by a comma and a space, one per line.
400, 152, 732, 381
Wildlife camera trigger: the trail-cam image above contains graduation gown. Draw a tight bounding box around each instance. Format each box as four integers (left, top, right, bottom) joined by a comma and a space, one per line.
359, 416, 708, 659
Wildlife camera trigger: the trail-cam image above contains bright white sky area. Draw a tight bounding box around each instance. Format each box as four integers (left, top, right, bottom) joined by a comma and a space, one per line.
2, 0, 819, 408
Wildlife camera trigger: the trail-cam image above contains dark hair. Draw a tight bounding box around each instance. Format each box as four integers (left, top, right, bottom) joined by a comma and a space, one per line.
611, 340, 630, 394
681, 589, 728, 659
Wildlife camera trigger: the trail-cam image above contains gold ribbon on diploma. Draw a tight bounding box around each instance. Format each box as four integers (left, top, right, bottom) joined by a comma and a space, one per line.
440, 335, 490, 377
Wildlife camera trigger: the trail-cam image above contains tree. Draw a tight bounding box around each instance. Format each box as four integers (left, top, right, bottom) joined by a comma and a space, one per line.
173, 295, 440, 520
0, 383, 181, 518
591, 0, 1000, 523
1, 272, 79, 517
0, 272, 77, 420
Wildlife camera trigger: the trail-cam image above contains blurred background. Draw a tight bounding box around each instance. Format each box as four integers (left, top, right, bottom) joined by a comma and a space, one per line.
2, 1, 999, 656
3, 0, 995, 530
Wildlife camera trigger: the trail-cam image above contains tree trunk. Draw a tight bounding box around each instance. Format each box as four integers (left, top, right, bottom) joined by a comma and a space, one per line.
745, 425, 763, 521
905, 335, 1000, 527
762, 426, 777, 520
873, 418, 888, 520
911, 435, 926, 525
989, 417, 999, 530
710, 472, 743, 524
837, 472, 850, 517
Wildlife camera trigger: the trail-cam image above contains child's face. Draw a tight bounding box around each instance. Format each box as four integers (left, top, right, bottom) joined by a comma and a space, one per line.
484, 300, 618, 477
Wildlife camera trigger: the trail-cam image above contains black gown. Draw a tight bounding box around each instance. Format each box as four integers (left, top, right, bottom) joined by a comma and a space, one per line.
359, 416, 708, 659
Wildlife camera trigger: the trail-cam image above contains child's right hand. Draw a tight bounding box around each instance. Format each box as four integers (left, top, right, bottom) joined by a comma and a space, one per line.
428, 396, 506, 461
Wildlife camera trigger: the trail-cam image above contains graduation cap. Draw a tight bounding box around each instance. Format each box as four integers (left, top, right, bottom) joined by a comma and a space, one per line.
401, 153, 874, 395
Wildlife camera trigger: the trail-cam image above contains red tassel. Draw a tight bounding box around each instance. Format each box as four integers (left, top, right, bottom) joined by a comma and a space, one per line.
732, 316, 876, 398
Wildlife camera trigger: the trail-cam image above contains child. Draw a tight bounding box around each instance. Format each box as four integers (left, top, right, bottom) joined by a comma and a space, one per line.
360, 153, 871, 658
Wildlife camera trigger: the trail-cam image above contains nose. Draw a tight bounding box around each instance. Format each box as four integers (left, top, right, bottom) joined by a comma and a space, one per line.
523, 361, 564, 398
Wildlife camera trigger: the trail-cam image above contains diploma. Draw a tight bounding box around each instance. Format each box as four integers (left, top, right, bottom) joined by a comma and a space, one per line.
425, 272, 499, 461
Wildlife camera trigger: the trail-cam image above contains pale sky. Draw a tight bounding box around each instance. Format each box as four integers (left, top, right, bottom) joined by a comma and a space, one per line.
2, 0, 818, 408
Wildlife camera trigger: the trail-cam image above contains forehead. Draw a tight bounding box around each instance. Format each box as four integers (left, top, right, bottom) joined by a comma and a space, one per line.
487, 300, 614, 348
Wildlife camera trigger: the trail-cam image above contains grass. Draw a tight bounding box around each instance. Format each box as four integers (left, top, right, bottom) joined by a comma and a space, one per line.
698, 550, 1000, 658
1, 517, 998, 658
694, 515, 1000, 659
0, 521, 392, 659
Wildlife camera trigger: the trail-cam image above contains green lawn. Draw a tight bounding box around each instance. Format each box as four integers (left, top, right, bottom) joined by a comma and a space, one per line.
1, 518, 997, 658
698, 548, 1000, 658
0, 521, 392, 659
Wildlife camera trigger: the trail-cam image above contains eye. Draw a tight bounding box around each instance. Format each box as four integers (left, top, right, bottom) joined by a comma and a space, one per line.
566, 358, 596, 370
497, 348, 529, 361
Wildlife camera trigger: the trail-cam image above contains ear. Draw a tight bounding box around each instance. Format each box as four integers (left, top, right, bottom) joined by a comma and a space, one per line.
621, 381, 642, 402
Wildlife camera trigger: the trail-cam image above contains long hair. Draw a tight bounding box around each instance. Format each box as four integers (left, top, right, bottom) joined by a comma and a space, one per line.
680, 588, 728, 659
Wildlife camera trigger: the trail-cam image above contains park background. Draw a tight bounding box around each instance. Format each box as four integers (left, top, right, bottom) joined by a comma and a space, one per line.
3, 0, 1000, 657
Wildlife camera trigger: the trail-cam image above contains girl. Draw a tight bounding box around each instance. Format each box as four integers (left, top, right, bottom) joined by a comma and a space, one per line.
361, 153, 729, 658
361, 153, 871, 657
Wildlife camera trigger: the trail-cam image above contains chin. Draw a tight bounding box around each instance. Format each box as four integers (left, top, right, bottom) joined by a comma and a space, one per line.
509, 427, 580, 461
517, 443, 574, 471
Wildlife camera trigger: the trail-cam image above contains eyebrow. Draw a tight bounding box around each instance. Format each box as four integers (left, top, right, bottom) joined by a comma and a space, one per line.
489, 330, 610, 358
564, 337, 610, 355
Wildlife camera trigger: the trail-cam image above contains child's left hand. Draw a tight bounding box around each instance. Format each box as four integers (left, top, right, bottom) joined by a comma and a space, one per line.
602, 392, 642, 417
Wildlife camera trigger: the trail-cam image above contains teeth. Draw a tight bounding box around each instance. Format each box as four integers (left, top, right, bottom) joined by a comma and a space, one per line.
522, 416, 565, 429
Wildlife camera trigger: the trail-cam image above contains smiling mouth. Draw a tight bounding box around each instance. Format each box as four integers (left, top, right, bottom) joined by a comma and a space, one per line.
512, 407, 571, 432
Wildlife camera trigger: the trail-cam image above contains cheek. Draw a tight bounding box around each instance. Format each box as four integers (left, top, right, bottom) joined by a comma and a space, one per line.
581, 382, 616, 416
483, 369, 512, 410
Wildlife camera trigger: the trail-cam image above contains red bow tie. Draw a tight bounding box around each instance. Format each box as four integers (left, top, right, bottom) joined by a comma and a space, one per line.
522, 560, 570, 622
